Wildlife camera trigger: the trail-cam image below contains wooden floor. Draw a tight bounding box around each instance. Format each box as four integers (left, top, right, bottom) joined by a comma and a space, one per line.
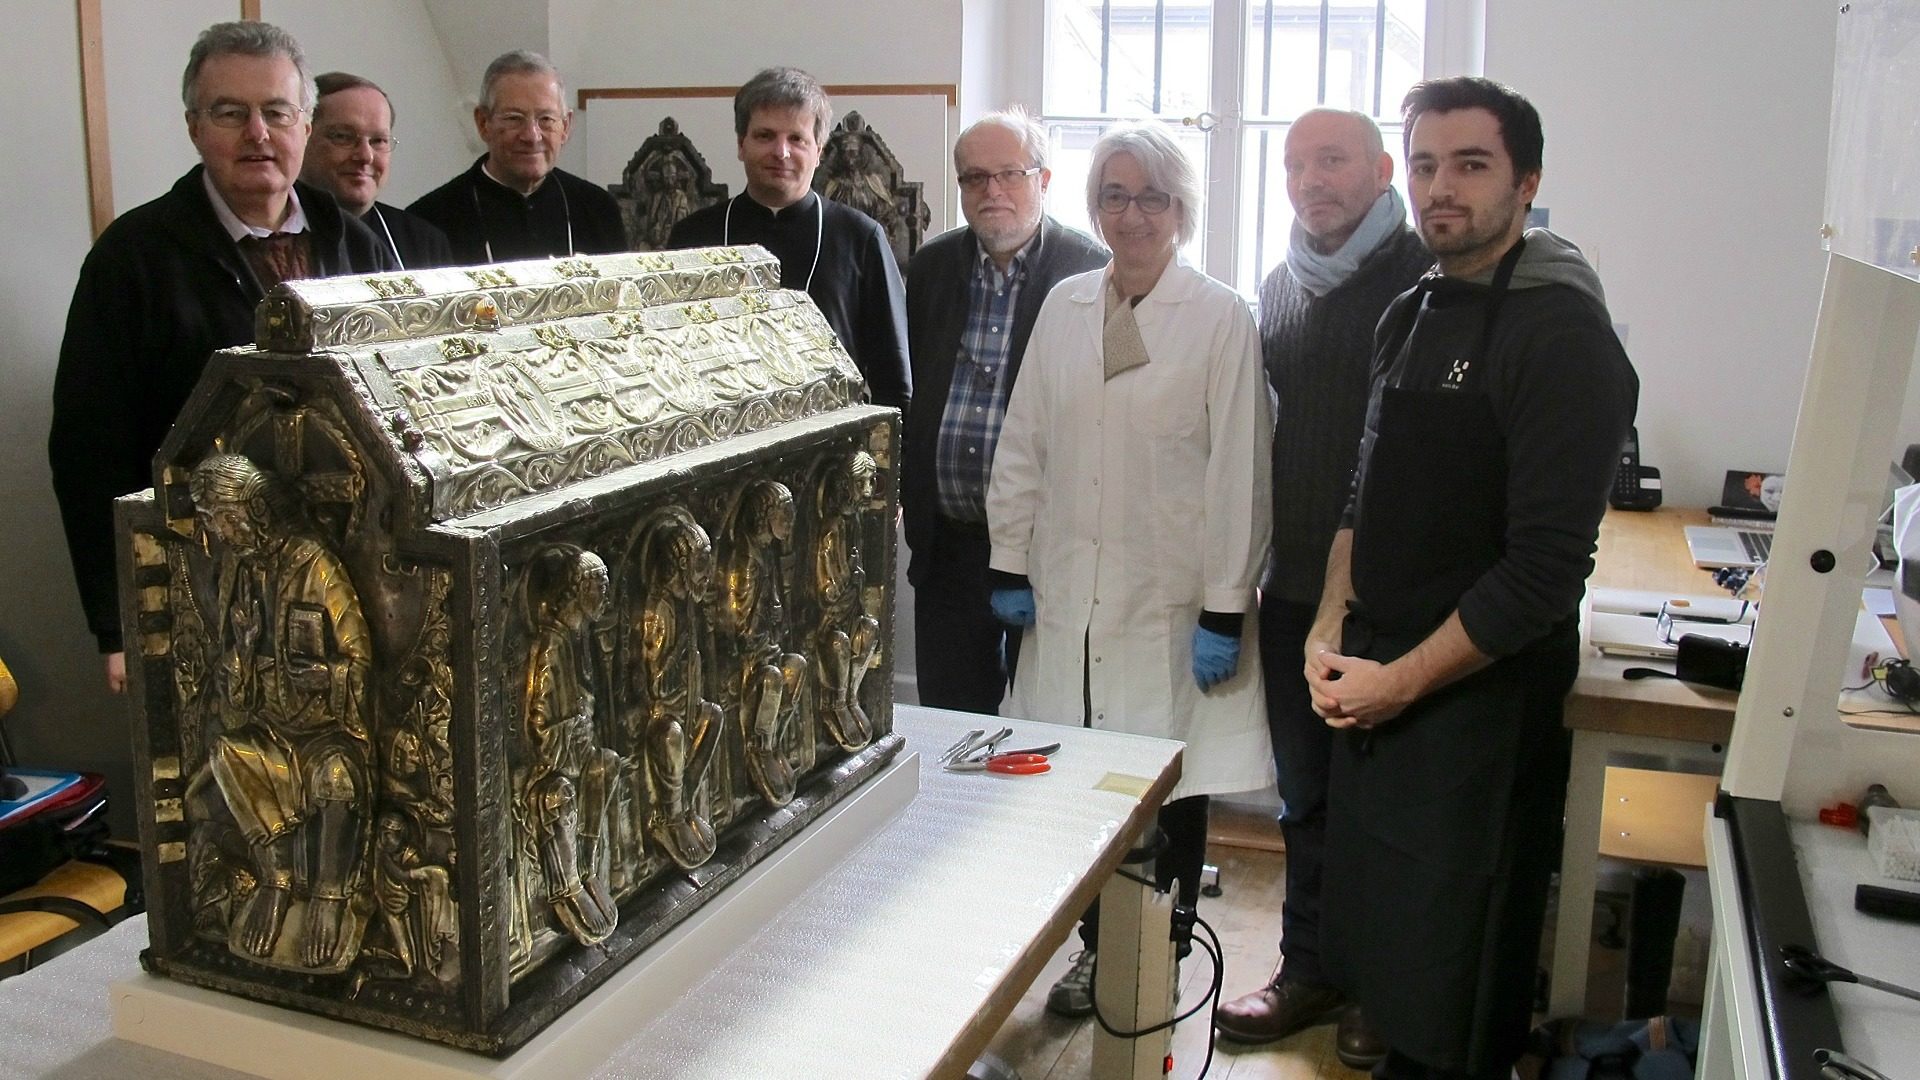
983, 842, 1369, 1080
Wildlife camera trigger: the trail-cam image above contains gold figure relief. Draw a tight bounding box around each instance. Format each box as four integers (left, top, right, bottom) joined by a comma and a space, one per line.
717, 481, 806, 807
518, 546, 622, 945
180, 453, 376, 973
811, 452, 880, 752
628, 507, 724, 869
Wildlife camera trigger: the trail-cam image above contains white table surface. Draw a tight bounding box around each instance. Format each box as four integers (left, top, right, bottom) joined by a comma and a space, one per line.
0, 706, 1181, 1080
1791, 819, 1920, 1073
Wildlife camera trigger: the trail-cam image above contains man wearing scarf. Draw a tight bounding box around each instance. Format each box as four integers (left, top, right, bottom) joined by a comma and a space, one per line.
1214, 108, 1429, 1068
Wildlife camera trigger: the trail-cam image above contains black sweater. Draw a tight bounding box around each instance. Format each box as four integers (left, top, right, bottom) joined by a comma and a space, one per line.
48, 168, 392, 651
1345, 264, 1639, 657
1259, 225, 1432, 604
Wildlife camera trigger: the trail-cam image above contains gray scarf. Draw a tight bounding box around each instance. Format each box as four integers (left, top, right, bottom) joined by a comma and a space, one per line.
1285, 187, 1408, 297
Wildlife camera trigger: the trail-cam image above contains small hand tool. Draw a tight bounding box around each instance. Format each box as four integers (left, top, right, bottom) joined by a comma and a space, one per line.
1781, 943, 1920, 1004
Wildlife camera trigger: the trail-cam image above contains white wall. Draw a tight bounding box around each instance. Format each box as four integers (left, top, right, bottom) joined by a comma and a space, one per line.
0, 3, 129, 811
1485, 0, 1842, 507
273, 0, 476, 204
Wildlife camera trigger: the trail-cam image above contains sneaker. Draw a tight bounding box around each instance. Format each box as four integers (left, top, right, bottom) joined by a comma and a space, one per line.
1046, 948, 1097, 1018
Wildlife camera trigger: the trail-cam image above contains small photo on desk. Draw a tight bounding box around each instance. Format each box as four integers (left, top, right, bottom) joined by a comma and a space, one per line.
1721, 469, 1786, 515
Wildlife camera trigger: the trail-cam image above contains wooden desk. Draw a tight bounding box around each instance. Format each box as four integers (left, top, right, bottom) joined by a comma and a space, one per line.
1549, 506, 1739, 1018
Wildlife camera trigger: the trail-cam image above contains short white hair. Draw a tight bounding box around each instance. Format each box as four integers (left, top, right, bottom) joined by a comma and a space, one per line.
955, 106, 1048, 173
1084, 121, 1200, 247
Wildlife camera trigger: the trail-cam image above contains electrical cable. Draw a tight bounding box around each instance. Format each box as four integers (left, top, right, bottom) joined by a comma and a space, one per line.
1085, 867, 1228, 1079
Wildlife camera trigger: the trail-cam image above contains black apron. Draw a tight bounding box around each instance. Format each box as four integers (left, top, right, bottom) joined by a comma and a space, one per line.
1323, 241, 1578, 1074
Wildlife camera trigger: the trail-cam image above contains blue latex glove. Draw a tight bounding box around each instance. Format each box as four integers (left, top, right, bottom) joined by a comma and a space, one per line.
989, 587, 1037, 627
1192, 626, 1241, 691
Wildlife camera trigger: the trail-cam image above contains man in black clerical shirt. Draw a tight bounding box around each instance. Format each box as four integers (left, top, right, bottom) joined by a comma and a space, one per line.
408, 50, 625, 265
666, 67, 910, 412
302, 72, 453, 270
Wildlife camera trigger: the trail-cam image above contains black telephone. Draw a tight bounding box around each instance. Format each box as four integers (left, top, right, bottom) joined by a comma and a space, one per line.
1609, 427, 1662, 511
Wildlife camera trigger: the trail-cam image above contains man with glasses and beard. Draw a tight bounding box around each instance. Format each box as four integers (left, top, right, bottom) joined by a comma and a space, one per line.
49, 20, 391, 694
901, 107, 1106, 717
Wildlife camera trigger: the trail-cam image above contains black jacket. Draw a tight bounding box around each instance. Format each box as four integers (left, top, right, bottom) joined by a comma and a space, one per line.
365, 200, 455, 270
48, 166, 392, 652
407, 156, 627, 267
900, 217, 1107, 582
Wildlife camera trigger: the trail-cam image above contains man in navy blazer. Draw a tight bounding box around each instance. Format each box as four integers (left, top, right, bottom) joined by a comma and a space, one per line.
902, 107, 1106, 715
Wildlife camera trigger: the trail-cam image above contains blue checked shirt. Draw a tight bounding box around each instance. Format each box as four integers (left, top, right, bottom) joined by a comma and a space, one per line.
934, 240, 1034, 521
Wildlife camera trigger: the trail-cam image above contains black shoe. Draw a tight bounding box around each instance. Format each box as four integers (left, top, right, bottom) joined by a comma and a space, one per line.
1335, 1003, 1387, 1069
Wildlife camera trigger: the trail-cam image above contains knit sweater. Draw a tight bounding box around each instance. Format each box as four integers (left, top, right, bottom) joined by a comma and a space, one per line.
1260, 224, 1431, 604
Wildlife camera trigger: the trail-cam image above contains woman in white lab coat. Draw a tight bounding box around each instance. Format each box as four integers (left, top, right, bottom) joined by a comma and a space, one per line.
985, 122, 1275, 1017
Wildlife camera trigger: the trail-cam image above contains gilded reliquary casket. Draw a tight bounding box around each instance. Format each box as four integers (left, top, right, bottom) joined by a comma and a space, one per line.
115, 248, 902, 1053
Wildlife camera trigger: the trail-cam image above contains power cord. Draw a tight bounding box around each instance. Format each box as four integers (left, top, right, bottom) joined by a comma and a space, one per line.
1084, 866, 1227, 1079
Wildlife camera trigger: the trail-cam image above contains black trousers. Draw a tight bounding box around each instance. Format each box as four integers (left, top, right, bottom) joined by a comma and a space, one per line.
1077, 794, 1210, 955
911, 517, 1017, 715
1258, 595, 1335, 987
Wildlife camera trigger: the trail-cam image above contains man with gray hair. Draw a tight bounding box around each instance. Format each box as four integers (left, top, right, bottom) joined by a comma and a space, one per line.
49, 20, 391, 692
1213, 107, 1429, 1067
409, 50, 624, 265
900, 107, 1105, 714
667, 67, 910, 411
303, 71, 454, 269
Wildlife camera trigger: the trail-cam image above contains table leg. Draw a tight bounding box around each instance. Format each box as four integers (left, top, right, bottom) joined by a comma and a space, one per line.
1550, 729, 1609, 1018
1091, 827, 1175, 1080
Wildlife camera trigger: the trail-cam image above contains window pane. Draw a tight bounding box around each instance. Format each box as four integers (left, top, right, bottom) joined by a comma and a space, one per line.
1046, 1, 1213, 118
1236, 121, 1412, 296
1379, 0, 1425, 119
1242, 2, 1325, 122
1045, 0, 1109, 115
1046, 121, 1208, 268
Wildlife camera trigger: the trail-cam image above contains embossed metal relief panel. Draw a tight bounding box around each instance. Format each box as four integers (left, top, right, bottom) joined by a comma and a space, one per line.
257, 247, 782, 353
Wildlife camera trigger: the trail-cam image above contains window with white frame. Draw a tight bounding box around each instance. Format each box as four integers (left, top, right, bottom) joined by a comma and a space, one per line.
1041, 0, 1463, 295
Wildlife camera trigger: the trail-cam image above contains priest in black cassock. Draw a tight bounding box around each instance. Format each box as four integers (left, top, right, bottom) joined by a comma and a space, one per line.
666, 67, 911, 413
408, 50, 625, 266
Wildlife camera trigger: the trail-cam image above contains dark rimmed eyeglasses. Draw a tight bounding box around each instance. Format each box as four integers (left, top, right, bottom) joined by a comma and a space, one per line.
957, 166, 1042, 191
1097, 187, 1173, 215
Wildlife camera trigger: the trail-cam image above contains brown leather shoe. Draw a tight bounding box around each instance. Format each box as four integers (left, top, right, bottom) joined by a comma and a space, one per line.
1213, 979, 1344, 1044
1334, 1004, 1387, 1069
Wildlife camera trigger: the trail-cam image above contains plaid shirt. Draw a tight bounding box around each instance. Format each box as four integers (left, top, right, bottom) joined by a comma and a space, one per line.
934, 240, 1034, 521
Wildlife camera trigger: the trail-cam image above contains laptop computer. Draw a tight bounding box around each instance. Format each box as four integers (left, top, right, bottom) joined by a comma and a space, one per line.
1685, 525, 1774, 569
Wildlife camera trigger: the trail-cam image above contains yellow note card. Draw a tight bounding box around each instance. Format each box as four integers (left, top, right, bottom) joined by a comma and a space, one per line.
1094, 772, 1155, 798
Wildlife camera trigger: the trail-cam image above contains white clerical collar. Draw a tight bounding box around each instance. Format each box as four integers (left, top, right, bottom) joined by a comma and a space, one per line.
745, 190, 818, 219
480, 158, 547, 197
203, 170, 308, 241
